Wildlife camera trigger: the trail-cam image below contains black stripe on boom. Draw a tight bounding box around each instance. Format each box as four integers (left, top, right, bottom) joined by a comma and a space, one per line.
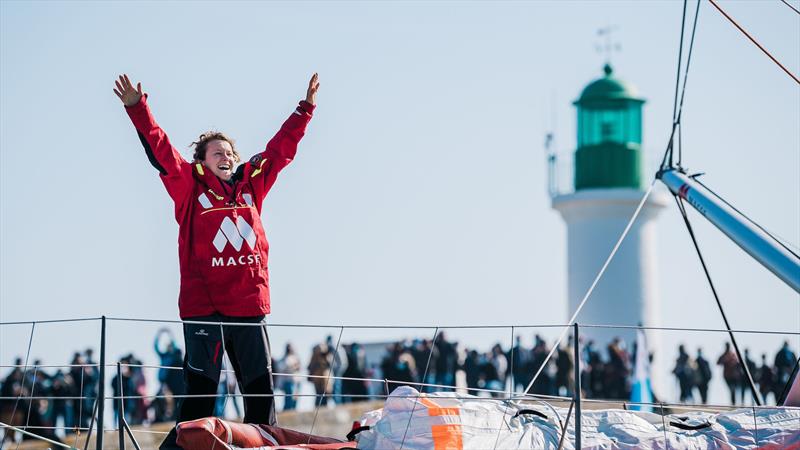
137, 131, 167, 175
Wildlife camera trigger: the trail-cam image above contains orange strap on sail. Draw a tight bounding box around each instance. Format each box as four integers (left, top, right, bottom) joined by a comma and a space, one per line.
419, 396, 463, 450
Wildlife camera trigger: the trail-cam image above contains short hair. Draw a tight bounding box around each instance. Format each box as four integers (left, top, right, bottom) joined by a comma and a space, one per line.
191, 131, 241, 163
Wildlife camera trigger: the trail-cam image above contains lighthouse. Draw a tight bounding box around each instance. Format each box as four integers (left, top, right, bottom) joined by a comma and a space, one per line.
551, 64, 667, 348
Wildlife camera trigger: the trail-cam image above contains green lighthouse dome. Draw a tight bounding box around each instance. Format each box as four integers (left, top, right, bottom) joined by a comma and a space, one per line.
573, 64, 645, 190
577, 64, 643, 104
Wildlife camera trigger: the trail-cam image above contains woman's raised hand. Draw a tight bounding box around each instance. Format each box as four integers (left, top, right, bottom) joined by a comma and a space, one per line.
113, 74, 143, 107
306, 73, 320, 105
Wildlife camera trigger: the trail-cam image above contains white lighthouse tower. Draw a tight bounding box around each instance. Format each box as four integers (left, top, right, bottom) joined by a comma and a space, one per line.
551, 64, 667, 349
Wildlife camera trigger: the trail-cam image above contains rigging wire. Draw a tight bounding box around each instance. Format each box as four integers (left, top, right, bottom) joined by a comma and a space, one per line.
673, 196, 763, 406
671, 0, 690, 168
708, 0, 800, 84
778, 0, 800, 15
658, 0, 773, 407
676, 0, 702, 168
662, 0, 702, 170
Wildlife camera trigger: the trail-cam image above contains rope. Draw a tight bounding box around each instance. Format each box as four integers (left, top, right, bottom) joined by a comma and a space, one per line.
708, 0, 800, 84
522, 180, 657, 397
779, 0, 800, 15
674, 196, 763, 406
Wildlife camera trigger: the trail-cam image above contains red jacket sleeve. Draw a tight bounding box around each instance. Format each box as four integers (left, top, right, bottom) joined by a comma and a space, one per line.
245, 100, 315, 211
125, 95, 194, 207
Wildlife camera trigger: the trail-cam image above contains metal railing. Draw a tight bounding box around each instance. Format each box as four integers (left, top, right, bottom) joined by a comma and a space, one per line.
0, 316, 798, 449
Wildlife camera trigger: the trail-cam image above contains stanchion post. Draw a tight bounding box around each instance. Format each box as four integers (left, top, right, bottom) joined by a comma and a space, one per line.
97, 316, 107, 450
573, 322, 582, 449
117, 362, 126, 450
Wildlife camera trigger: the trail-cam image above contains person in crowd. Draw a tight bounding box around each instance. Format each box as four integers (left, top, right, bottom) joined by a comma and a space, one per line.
774, 341, 798, 392
66, 350, 98, 429
463, 350, 482, 394
528, 335, 554, 395
50, 369, 75, 434
740, 348, 760, 405
323, 335, 346, 404
153, 328, 185, 409
410, 339, 437, 392
717, 342, 743, 405
759, 353, 776, 404
480, 350, 502, 395
308, 343, 333, 405
583, 340, 604, 398
509, 336, 531, 393
490, 344, 508, 395
276, 343, 302, 410
381, 343, 418, 393
68, 353, 86, 428
0, 357, 24, 399
673, 344, 695, 403
111, 356, 134, 425
605, 337, 631, 400
434, 333, 457, 391
341, 343, 368, 403
555, 337, 575, 397
82, 349, 99, 428
695, 348, 712, 405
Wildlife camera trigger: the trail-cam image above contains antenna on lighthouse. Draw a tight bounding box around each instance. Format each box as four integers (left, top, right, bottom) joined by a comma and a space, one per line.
545, 90, 558, 197
596, 25, 621, 65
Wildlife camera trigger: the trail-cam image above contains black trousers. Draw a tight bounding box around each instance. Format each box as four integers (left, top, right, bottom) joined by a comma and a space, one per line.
177, 314, 276, 425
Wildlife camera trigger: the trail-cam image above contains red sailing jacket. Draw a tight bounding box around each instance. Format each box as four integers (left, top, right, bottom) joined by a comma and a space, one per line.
125, 96, 314, 319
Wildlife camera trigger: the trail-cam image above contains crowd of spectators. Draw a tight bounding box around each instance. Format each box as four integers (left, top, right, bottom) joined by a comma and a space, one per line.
0, 349, 100, 442
2, 331, 797, 441
297, 333, 798, 409
673, 341, 798, 405
0, 330, 184, 442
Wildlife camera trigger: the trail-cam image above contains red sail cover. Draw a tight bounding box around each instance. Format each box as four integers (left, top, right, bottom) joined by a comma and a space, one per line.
176, 417, 355, 450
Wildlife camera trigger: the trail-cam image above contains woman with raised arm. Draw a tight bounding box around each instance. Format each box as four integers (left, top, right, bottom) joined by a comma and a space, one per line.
115, 73, 319, 449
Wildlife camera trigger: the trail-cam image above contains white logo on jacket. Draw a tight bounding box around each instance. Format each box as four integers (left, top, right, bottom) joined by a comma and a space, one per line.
211, 216, 261, 268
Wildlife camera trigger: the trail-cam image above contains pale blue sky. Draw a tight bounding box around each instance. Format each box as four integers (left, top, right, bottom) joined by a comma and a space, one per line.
1, 1, 798, 406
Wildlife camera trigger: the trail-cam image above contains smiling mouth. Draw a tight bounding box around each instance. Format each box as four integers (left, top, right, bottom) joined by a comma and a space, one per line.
218, 164, 231, 171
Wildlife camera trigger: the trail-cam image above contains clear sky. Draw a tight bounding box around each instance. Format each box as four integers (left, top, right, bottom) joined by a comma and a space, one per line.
1, 1, 798, 408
